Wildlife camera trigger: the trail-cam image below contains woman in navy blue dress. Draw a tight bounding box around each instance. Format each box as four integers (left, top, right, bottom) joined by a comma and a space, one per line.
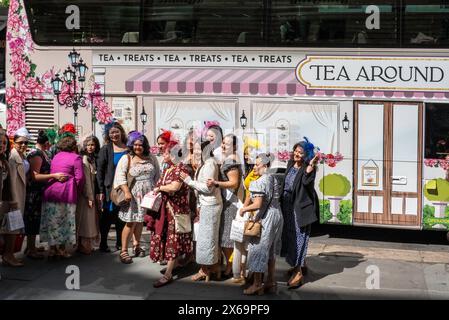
280, 139, 319, 288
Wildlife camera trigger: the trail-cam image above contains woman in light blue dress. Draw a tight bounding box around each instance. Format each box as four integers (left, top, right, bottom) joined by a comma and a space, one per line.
239, 153, 283, 295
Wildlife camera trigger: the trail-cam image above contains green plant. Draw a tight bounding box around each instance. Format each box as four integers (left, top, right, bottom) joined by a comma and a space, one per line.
319, 174, 351, 197
337, 200, 352, 225
320, 199, 331, 223
424, 178, 449, 202
422, 204, 449, 230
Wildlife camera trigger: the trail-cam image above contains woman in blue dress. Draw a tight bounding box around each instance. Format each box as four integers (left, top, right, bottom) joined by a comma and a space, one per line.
280, 139, 319, 288
239, 153, 283, 295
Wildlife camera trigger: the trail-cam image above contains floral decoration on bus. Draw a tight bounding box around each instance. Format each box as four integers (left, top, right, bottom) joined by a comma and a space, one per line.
6, 0, 53, 136
6, 0, 113, 134
424, 157, 449, 170
317, 152, 344, 167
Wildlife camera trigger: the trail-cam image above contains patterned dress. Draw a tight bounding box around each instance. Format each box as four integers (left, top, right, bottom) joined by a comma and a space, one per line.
118, 158, 159, 223
281, 166, 311, 268
246, 173, 283, 273
219, 158, 243, 248
150, 163, 193, 261
24, 149, 51, 235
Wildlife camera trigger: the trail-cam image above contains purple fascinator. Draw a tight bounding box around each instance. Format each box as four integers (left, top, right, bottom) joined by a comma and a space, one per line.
127, 130, 143, 147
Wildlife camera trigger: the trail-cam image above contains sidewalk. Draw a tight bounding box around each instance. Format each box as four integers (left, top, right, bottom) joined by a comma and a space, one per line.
0, 231, 448, 300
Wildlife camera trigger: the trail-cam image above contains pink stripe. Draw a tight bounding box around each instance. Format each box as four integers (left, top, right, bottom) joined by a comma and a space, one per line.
240, 70, 269, 94
259, 70, 284, 95
186, 69, 216, 92
168, 69, 197, 92
278, 70, 298, 84
133, 69, 165, 91
151, 69, 181, 82
278, 83, 286, 95
435, 92, 445, 99
414, 92, 424, 98
393, 91, 403, 98
222, 70, 252, 93
203, 70, 233, 92
297, 84, 307, 95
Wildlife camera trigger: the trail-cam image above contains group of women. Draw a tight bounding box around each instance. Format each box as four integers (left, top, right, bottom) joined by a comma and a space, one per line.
0, 121, 320, 296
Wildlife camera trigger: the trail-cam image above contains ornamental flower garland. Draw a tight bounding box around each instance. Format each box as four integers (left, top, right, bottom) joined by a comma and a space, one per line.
89, 83, 113, 125
424, 158, 449, 170
317, 152, 344, 167
6, 0, 53, 136
6, 0, 114, 135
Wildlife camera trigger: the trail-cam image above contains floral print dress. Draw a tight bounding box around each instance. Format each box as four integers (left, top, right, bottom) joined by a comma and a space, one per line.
150, 163, 193, 262
118, 158, 159, 223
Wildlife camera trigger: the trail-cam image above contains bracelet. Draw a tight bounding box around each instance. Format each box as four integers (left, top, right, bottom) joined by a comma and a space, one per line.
214, 182, 219, 188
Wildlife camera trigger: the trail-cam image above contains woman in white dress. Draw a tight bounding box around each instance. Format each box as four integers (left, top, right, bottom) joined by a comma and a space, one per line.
181, 141, 223, 281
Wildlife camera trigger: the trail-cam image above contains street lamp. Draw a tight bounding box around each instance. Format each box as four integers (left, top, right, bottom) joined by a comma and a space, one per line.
51, 48, 89, 130
342, 112, 350, 133
140, 105, 148, 134
240, 110, 247, 130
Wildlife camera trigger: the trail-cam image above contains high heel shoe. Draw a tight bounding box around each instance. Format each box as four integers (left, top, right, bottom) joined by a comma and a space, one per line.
288, 273, 304, 289
191, 270, 209, 282
264, 282, 277, 294
2, 257, 24, 267
243, 285, 264, 296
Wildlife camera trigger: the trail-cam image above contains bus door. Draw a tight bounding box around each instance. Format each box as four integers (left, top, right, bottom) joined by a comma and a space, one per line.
353, 101, 423, 227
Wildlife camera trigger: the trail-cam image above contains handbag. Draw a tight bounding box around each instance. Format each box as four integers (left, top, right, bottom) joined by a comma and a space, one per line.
141, 191, 162, 212
110, 155, 135, 206
230, 219, 245, 242
244, 220, 262, 237
174, 213, 192, 234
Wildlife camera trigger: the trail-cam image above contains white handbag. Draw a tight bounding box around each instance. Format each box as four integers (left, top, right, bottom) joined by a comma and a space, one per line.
140, 191, 162, 212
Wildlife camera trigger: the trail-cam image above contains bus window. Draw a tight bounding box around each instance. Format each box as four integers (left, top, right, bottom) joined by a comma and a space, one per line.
425, 104, 449, 159
404, 1, 449, 46
270, 0, 398, 47
25, 0, 140, 45
142, 0, 264, 46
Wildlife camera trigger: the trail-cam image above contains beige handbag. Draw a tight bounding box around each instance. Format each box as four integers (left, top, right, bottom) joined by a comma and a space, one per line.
166, 201, 191, 234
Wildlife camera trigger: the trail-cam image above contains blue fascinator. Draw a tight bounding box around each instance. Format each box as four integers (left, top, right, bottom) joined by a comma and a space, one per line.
302, 136, 318, 163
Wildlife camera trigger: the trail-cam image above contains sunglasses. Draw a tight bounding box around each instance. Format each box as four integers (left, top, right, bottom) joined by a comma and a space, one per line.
16, 141, 29, 146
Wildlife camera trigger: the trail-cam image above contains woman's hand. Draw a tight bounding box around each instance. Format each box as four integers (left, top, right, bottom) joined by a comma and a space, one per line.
239, 207, 245, 217
124, 191, 132, 202
206, 179, 216, 188
53, 173, 68, 182
88, 200, 94, 209
309, 154, 319, 167
179, 172, 188, 181
153, 187, 160, 193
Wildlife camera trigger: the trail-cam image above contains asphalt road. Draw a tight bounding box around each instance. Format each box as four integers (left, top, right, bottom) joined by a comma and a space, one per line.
0, 224, 448, 300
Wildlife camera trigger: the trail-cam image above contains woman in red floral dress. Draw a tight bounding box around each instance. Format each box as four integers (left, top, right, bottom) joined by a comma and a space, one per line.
151, 142, 193, 288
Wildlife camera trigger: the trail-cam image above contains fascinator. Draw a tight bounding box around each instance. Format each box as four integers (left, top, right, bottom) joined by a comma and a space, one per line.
159, 129, 179, 144
60, 123, 77, 135
201, 121, 222, 140
45, 125, 59, 145
127, 130, 143, 147
103, 119, 118, 137
14, 127, 32, 140
302, 136, 318, 163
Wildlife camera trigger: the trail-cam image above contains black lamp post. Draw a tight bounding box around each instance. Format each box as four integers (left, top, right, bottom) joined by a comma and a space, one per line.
51, 48, 88, 130
240, 110, 247, 130
342, 112, 350, 133
140, 105, 148, 134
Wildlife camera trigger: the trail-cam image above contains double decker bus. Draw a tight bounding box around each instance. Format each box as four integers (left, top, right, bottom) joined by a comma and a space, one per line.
6, 0, 449, 233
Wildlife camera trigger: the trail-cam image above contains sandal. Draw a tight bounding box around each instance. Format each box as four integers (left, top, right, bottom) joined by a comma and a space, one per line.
133, 246, 145, 258
191, 270, 209, 282
119, 251, 133, 264
243, 285, 264, 296
153, 275, 173, 288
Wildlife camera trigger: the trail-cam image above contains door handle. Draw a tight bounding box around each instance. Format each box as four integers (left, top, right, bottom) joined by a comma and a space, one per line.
391, 176, 407, 185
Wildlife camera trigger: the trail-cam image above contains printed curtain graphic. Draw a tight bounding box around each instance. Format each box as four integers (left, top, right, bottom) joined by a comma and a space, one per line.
6, 0, 113, 136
